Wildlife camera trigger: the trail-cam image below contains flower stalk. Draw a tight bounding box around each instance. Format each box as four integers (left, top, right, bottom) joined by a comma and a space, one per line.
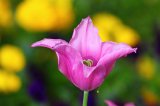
82, 91, 89, 106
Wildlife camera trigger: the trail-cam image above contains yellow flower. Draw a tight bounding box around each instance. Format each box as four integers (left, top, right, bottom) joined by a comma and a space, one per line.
0, 0, 12, 27
15, 0, 57, 31
93, 13, 122, 41
0, 70, 21, 93
141, 88, 159, 105
0, 70, 8, 92
52, 0, 74, 30
93, 13, 140, 46
113, 25, 140, 46
6, 73, 21, 92
0, 45, 25, 72
15, 0, 74, 31
136, 56, 155, 80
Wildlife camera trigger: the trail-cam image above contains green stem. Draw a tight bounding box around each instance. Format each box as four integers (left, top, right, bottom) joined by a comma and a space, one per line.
82, 91, 89, 106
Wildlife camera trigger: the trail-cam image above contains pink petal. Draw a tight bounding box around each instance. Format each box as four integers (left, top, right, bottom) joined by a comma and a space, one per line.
31, 38, 82, 81
98, 42, 137, 77
31, 38, 106, 91
69, 17, 101, 61
84, 42, 136, 83
105, 100, 118, 106
105, 100, 135, 106
71, 63, 106, 91
124, 103, 135, 106
31, 38, 68, 49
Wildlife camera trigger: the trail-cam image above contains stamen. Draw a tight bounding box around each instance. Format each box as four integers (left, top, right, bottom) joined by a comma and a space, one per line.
83, 59, 93, 67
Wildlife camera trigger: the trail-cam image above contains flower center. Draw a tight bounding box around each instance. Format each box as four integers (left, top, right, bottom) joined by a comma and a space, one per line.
83, 59, 93, 67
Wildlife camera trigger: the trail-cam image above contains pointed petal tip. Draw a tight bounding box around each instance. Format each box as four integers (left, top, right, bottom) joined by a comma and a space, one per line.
86, 16, 92, 22
81, 16, 92, 22
105, 100, 117, 106
31, 42, 39, 48
105, 100, 110, 104
31, 39, 45, 48
31, 38, 69, 51
31, 43, 34, 47
86, 16, 91, 20
120, 43, 137, 54
31, 42, 42, 48
133, 48, 138, 53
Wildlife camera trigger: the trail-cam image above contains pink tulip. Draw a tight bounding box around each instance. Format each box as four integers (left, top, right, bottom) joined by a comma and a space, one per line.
105, 100, 117, 106
31, 17, 137, 91
105, 100, 135, 106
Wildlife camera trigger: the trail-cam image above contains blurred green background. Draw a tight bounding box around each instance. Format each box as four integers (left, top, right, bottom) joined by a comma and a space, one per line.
0, 0, 160, 106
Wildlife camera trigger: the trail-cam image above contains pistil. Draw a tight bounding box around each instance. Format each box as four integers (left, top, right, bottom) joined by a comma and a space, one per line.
83, 59, 93, 67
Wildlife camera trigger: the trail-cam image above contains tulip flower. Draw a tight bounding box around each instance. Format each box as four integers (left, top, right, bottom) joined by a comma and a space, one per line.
105, 100, 135, 106
31, 17, 136, 106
